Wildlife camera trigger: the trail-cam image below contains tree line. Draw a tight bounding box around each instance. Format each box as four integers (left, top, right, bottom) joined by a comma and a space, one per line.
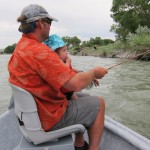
3, 37, 114, 54
3, 0, 150, 54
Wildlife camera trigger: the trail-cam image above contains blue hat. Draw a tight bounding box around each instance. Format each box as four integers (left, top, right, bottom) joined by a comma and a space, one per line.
43, 34, 67, 51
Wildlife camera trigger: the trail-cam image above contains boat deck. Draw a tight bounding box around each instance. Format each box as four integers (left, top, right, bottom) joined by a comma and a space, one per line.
0, 109, 150, 150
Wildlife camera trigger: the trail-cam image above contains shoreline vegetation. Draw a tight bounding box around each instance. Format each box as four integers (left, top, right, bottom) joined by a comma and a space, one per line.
70, 26, 150, 60
70, 45, 150, 60
2, 27, 150, 60
1, 1, 150, 61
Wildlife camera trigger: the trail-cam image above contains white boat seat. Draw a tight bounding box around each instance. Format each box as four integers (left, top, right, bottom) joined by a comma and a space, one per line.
9, 83, 85, 145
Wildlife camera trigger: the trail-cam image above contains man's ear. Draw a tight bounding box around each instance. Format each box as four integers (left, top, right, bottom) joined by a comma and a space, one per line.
36, 19, 43, 29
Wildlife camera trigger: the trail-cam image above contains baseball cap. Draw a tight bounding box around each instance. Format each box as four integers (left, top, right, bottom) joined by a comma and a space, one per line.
21, 4, 58, 23
44, 34, 67, 51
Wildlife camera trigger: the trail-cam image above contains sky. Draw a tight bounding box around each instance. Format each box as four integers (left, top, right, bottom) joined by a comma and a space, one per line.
0, 0, 115, 49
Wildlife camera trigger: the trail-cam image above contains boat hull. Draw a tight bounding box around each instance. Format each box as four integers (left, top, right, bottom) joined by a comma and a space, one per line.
0, 99, 150, 150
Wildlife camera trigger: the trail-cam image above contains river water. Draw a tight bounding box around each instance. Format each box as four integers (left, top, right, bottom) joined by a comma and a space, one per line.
0, 54, 150, 139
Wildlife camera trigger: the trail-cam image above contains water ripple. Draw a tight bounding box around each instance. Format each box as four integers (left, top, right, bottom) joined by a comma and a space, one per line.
0, 55, 150, 139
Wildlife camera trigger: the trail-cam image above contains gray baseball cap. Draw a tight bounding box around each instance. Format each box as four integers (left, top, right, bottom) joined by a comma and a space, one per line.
21, 4, 58, 23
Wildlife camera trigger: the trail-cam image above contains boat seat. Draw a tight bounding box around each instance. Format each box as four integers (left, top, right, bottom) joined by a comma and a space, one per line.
9, 83, 85, 145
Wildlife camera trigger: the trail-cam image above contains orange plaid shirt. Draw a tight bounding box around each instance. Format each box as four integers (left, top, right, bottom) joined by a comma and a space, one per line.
8, 34, 76, 131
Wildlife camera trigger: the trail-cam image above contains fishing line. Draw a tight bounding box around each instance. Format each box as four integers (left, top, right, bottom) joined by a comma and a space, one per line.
107, 50, 150, 70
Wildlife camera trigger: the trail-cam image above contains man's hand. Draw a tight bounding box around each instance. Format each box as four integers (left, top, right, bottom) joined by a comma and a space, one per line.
93, 66, 108, 79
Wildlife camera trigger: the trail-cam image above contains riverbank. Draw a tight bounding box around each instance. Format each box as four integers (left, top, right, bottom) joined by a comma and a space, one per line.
70, 26, 150, 60
71, 46, 150, 60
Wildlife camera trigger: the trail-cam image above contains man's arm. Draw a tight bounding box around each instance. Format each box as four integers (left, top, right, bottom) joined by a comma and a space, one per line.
63, 66, 107, 92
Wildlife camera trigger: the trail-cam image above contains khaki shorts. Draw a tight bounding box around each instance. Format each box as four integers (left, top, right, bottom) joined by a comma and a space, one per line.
51, 93, 100, 130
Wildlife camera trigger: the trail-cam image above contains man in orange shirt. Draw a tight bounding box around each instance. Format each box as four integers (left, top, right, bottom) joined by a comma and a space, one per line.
8, 4, 107, 150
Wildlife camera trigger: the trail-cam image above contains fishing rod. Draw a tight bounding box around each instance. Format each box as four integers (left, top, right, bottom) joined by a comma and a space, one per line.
107, 50, 150, 70
86, 50, 150, 89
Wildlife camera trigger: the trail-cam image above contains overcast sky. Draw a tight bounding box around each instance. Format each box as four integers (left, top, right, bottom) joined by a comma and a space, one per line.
0, 0, 115, 49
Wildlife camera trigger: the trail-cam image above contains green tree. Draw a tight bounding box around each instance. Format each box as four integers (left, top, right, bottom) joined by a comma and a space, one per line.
69, 36, 81, 46
88, 38, 95, 46
111, 0, 150, 41
85, 37, 114, 46
62, 36, 81, 46
85, 37, 102, 46
102, 39, 114, 45
94, 37, 103, 45
4, 43, 16, 54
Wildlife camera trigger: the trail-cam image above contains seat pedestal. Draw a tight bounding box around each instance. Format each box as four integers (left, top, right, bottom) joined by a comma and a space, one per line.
17, 135, 74, 150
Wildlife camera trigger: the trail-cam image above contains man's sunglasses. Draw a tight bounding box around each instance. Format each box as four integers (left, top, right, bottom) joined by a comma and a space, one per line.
41, 18, 52, 25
